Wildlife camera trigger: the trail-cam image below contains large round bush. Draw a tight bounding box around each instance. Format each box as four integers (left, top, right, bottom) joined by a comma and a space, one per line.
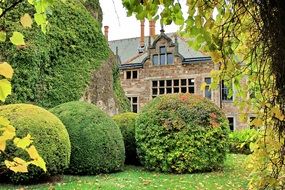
0, 104, 71, 183
136, 94, 229, 173
50, 101, 125, 175
113, 112, 139, 165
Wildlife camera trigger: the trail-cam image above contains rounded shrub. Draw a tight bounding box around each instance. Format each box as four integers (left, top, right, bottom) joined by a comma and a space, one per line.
0, 104, 71, 183
136, 94, 229, 173
113, 112, 139, 165
50, 101, 125, 175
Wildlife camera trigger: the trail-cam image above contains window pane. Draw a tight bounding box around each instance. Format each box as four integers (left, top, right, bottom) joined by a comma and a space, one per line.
159, 80, 165, 87
133, 105, 138, 113
166, 88, 172, 94
181, 79, 187, 86
166, 80, 172, 86
126, 71, 131, 79
153, 54, 158, 65
160, 46, 166, 54
133, 71, 138, 79
174, 80, 179, 86
205, 78, 211, 84
189, 79, 194, 86
152, 88, 158, 95
167, 53, 174, 64
228, 117, 234, 131
205, 86, 211, 99
159, 88, 165, 94
189, 87, 195, 93
132, 97, 137, 103
152, 81, 158, 87
160, 54, 166, 65
174, 87, 179, 93
181, 87, 187, 93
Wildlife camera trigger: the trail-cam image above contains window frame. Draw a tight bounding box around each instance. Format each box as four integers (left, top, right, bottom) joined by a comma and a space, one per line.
152, 46, 174, 66
151, 78, 195, 98
204, 77, 212, 100
128, 96, 139, 113
227, 116, 235, 131
221, 80, 233, 101
125, 70, 139, 80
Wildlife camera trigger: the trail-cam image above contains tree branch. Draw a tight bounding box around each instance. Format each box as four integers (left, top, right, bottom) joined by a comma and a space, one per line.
0, 0, 24, 19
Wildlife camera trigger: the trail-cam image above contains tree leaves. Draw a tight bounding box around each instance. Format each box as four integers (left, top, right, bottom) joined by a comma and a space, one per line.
10, 32, 25, 46
0, 79, 12, 102
0, 62, 14, 79
0, 31, 6, 42
20, 13, 33, 28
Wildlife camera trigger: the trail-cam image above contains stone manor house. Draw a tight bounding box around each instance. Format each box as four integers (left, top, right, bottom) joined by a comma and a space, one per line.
105, 21, 253, 131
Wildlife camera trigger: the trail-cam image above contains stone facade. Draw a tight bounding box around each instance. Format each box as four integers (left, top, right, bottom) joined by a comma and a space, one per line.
112, 31, 251, 130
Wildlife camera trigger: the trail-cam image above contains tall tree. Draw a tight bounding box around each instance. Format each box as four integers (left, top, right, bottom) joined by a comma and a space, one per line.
122, 0, 285, 189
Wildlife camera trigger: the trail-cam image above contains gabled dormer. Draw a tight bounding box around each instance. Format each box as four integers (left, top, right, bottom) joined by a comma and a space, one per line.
147, 29, 181, 67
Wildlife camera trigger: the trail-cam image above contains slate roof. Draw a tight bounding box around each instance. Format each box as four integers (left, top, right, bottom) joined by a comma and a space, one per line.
108, 32, 211, 68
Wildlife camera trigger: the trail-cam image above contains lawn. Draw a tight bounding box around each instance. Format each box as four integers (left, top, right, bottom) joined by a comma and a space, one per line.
0, 154, 250, 190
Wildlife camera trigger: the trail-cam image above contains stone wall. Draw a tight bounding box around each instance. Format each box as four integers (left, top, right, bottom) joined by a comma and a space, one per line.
82, 55, 122, 116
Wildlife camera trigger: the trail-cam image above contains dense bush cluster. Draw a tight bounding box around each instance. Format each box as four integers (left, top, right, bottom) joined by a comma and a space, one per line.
50, 101, 125, 175
113, 112, 139, 165
0, 104, 71, 183
136, 94, 229, 173
229, 129, 259, 154
0, 0, 109, 108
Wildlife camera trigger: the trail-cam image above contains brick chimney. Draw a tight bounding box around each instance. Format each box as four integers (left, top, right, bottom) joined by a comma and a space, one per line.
149, 20, 155, 37
104, 26, 109, 41
140, 19, 145, 47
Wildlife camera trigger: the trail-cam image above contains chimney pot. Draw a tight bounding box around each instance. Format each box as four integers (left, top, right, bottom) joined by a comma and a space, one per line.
149, 20, 156, 37
104, 25, 109, 41
140, 19, 145, 47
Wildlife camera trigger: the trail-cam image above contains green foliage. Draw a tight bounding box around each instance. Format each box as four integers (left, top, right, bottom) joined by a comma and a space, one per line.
112, 63, 131, 112
0, 104, 71, 183
229, 129, 259, 155
50, 101, 125, 175
113, 112, 138, 165
0, 0, 109, 108
136, 94, 229, 173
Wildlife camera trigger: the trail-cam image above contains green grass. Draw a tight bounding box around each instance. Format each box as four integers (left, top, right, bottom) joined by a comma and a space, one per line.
0, 154, 250, 190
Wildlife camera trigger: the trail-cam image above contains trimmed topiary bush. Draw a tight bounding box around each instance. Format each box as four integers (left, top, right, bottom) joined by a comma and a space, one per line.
229, 129, 259, 154
136, 94, 229, 173
113, 112, 139, 165
50, 101, 125, 175
0, 104, 71, 183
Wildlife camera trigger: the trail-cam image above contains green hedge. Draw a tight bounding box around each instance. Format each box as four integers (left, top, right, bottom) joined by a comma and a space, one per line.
0, 104, 71, 183
113, 112, 139, 165
136, 94, 229, 173
229, 129, 259, 154
50, 101, 125, 175
0, 0, 109, 108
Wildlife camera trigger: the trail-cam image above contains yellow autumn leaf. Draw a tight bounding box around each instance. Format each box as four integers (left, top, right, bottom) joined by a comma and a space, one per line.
0, 62, 13, 79
0, 79, 12, 102
27, 145, 47, 172
20, 13, 33, 28
10, 32, 25, 46
271, 107, 285, 121
13, 134, 33, 149
0, 116, 11, 126
200, 82, 207, 91
5, 158, 28, 173
251, 118, 263, 127
27, 145, 41, 160
1, 125, 16, 140
0, 137, 6, 151
29, 157, 47, 172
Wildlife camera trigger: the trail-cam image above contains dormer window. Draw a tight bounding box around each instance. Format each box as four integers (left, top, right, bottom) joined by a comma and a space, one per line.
152, 46, 174, 65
